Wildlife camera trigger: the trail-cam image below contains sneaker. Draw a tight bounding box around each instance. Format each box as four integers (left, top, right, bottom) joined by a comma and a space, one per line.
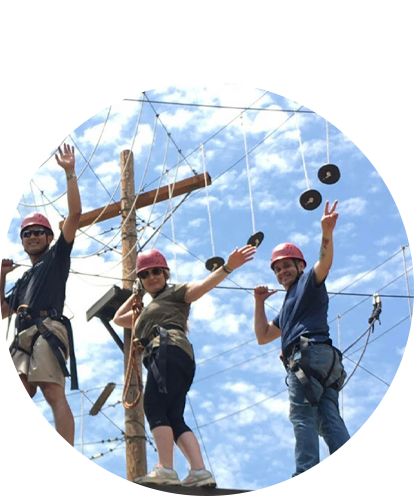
273, 480, 322, 493
181, 469, 216, 487
0, 456, 33, 474
35, 460, 79, 477
329, 481, 364, 494
134, 464, 181, 485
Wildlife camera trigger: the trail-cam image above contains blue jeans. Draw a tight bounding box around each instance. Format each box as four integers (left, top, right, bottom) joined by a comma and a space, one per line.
287, 344, 350, 477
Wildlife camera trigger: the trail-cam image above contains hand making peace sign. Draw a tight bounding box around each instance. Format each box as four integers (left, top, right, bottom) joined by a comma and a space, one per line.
321, 200, 339, 233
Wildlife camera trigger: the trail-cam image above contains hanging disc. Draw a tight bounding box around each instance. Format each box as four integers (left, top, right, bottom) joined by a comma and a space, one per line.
390, 137, 414, 152
247, 231, 264, 248
299, 189, 322, 211
318, 163, 341, 185
205, 256, 225, 272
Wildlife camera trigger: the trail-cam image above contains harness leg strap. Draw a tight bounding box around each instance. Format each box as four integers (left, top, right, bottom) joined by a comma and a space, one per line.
33, 318, 71, 380
147, 327, 168, 394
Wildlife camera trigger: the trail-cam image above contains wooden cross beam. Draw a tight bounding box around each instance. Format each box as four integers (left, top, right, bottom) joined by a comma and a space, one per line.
59, 172, 211, 230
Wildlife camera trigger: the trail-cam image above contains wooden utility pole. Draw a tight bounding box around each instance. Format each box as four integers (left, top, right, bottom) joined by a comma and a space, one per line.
70, 150, 211, 481
120, 150, 147, 480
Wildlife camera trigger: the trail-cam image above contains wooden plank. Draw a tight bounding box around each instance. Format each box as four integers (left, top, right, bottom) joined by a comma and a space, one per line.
0, 470, 274, 496
89, 382, 116, 416
0, 436, 53, 463
59, 172, 211, 230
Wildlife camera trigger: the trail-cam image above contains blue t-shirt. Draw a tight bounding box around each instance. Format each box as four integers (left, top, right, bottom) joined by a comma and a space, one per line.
272, 268, 331, 352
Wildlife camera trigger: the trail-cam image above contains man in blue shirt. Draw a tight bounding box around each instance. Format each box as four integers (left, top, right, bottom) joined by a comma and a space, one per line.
254, 200, 350, 477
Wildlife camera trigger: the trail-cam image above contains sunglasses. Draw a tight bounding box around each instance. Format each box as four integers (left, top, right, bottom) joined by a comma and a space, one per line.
139, 267, 163, 279
22, 228, 47, 238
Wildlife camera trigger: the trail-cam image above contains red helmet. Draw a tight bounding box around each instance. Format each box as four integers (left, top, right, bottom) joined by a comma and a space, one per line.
20, 213, 53, 237
136, 249, 169, 275
270, 243, 307, 269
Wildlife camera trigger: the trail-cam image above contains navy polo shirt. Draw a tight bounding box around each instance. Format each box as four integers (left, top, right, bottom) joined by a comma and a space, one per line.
272, 268, 331, 352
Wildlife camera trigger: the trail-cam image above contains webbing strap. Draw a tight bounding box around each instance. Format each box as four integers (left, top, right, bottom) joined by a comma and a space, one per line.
34, 318, 70, 380
147, 327, 168, 394
290, 336, 337, 407
61, 316, 79, 391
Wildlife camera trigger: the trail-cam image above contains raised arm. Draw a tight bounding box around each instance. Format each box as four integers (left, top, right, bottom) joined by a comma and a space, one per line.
254, 286, 282, 345
184, 245, 256, 303
1, 259, 19, 319
314, 200, 339, 286
55, 144, 82, 243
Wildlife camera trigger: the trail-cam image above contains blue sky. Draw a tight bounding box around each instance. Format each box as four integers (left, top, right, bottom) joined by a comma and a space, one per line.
2, 84, 412, 490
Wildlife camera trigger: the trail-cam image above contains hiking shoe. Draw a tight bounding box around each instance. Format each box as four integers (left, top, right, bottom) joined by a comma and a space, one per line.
181, 469, 216, 487
0, 456, 33, 474
329, 481, 364, 494
273, 480, 322, 493
134, 465, 181, 485
35, 460, 79, 477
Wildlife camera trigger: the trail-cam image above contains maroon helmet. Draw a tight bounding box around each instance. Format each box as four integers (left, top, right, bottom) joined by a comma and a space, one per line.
270, 243, 307, 270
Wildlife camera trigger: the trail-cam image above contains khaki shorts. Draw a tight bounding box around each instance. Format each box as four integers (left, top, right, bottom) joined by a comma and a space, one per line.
12, 318, 69, 387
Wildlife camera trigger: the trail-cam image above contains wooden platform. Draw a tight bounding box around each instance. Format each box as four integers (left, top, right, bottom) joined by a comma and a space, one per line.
0, 470, 398, 496
0, 470, 272, 496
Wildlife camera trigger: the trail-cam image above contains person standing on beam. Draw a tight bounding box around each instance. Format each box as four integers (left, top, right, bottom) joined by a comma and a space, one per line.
253, 200, 350, 477
114, 244, 256, 487
1, 144, 82, 446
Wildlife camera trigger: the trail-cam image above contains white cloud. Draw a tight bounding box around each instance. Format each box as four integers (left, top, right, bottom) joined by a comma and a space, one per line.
340, 197, 367, 216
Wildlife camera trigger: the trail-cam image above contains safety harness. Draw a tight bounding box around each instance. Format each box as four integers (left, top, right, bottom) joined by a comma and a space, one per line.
9, 305, 79, 390
282, 336, 345, 407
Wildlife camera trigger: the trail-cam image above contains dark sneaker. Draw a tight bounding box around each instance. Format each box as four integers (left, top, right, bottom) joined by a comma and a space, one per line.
0, 456, 33, 474
35, 460, 79, 477
329, 481, 364, 494
273, 480, 322, 493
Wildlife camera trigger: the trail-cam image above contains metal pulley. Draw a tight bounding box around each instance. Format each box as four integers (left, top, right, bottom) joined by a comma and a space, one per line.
247, 231, 264, 248
318, 163, 341, 185
299, 189, 322, 211
390, 136, 414, 152
205, 256, 225, 272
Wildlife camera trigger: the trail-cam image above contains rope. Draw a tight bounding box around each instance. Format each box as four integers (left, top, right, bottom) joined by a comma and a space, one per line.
166, 167, 179, 281
122, 294, 144, 409
326, 119, 331, 163
200, 144, 216, 256
240, 115, 256, 234
293, 102, 310, 190
384, 83, 401, 136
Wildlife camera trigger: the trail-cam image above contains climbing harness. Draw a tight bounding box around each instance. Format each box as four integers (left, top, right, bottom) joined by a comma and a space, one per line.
122, 290, 185, 409
9, 304, 79, 390
282, 336, 345, 407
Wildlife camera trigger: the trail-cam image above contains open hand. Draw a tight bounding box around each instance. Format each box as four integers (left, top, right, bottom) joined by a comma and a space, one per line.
55, 143, 75, 172
227, 245, 256, 270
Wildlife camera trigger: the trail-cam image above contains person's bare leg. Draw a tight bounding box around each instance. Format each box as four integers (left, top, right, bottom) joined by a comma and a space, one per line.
176, 431, 205, 470
39, 382, 74, 446
19, 374, 37, 398
152, 425, 175, 468
7, 374, 33, 461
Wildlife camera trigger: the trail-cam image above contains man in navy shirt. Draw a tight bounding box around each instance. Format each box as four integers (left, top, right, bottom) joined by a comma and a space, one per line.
254, 200, 350, 477
1, 144, 81, 446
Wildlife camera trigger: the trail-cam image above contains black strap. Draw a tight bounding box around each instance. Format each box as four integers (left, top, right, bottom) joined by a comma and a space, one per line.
289, 336, 337, 407
60, 316, 79, 391
34, 318, 70, 380
147, 327, 169, 394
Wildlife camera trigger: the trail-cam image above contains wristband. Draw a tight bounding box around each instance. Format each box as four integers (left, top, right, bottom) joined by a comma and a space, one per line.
66, 173, 77, 180
222, 264, 233, 274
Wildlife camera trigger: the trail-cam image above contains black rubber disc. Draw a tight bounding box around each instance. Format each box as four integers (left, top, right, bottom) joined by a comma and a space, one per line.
247, 231, 264, 248
390, 138, 414, 152
205, 256, 225, 272
300, 189, 322, 210
318, 163, 341, 185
